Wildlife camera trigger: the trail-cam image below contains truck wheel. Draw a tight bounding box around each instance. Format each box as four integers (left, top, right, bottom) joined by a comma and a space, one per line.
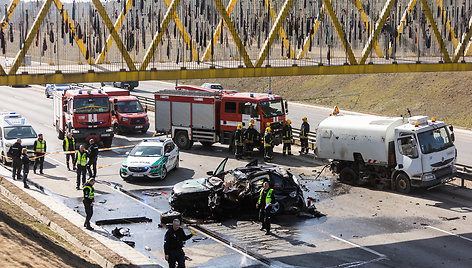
340, 167, 358, 185
174, 131, 192, 150
103, 138, 113, 148
395, 173, 411, 194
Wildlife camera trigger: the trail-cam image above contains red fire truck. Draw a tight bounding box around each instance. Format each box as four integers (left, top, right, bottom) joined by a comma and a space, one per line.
53, 88, 114, 147
154, 85, 287, 149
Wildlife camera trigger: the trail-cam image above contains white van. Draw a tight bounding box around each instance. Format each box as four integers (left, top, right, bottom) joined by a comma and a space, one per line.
0, 113, 38, 164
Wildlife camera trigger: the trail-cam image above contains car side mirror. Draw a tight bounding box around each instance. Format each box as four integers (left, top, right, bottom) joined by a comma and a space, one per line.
164, 153, 171, 157
145, 105, 148, 113
113, 98, 118, 104
451, 133, 455, 142
449, 125, 454, 132
206, 171, 214, 176
285, 100, 288, 114
63, 105, 67, 112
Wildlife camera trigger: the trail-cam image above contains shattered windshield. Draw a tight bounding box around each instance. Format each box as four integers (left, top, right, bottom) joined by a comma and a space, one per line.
74, 97, 110, 114
417, 126, 453, 154
116, 100, 144, 113
260, 99, 284, 118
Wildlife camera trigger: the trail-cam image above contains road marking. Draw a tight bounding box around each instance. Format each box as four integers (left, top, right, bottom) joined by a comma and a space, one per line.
427, 225, 472, 243
324, 257, 387, 268
328, 234, 387, 259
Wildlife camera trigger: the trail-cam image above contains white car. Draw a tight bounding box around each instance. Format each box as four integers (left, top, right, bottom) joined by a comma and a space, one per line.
120, 138, 179, 180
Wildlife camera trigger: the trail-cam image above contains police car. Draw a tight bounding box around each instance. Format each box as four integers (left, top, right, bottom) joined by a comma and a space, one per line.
0, 113, 38, 164
120, 137, 179, 180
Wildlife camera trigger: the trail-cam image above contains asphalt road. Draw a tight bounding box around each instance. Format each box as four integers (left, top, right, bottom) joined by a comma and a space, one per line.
0, 84, 471, 267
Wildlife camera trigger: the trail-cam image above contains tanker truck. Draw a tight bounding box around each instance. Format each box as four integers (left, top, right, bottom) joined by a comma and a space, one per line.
316, 115, 457, 193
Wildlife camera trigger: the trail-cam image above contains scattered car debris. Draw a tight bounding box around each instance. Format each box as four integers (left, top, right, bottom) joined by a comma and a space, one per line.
192, 237, 208, 242
143, 191, 161, 197
161, 210, 182, 224
98, 199, 107, 204
112, 227, 130, 238
439, 216, 460, 221
123, 241, 135, 248
95, 217, 152, 226
145, 246, 151, 251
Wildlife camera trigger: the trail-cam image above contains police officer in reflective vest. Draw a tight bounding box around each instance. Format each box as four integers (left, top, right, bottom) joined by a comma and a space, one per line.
63, 133, 76, 171
300, 117, 310, 154
234, 124, 244, 159
263, 127, 273, 162
33, 134, 46, 174
74, 145, 89, 190
282, 120, 293, 156
256, 181, 275, 235
83, 178, 95, 231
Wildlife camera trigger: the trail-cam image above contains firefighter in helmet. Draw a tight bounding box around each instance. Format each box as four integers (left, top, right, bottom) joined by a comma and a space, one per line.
263, 127, 273, 162
282, 120, 293, 156
244, 122, 259, 155
300, 116, 310, 154
234, 124, 244, 159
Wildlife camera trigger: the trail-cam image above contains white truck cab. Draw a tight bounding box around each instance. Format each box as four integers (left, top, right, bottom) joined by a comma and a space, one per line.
0, 113, 38, 164
316, 114, 456, 193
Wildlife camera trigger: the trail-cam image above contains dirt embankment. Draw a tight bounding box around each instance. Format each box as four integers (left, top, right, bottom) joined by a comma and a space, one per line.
182, 71, 472, 128
0, 194, 99, 268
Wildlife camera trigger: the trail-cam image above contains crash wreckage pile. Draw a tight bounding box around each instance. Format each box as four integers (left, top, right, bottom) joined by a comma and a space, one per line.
163, 159, 325, 222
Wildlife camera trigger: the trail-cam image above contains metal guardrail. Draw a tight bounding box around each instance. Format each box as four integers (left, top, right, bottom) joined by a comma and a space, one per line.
134, 93, 472, 184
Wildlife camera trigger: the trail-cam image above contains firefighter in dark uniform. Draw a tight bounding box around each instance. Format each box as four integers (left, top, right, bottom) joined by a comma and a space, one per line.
300, 116, 310, 154
256, 181, 275, 235
244, 122, 259, 155
282, 120, 293, 156
87, 139, 99, 178
234, 124, 244, 159
263, 127, 273, 162
8, 138, 22, 180
83, 178, 95, 230
74, 145, 89, 190
63, 133, 76, 171
164, 218, 195, 268
33, 133, 46, 174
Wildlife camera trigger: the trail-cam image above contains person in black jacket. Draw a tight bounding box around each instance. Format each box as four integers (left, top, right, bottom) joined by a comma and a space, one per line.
87, 139, 99, 178
21, 148, 30, 189
8, 138, 22, 180
164, 219, 195, 268
83, 178, 95, 231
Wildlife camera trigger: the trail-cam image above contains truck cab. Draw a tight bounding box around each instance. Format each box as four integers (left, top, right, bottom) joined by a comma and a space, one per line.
0, 113, 38, 164
393, 116, 456, 191
53, 89, 114, 147
102, 87, 150, 134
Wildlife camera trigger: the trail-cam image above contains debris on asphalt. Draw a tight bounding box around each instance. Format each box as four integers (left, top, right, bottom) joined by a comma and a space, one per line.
439, 216, 460, 221
145, 246, 151, 251
192, 237, 208, 242
160, 210, 182, 224
98, 199, 107, 204
96, 217, 152, 226
143, 191, 161, 197
123, 241, 135, 248
112, 227, 130, 238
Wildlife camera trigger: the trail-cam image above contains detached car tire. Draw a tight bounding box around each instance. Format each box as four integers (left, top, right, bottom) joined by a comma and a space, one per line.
160, 210, 182, 225
395, 173, 411, 194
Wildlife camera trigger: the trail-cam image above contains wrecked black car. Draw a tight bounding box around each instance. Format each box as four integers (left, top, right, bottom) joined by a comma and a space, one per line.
170, 158, 315, 219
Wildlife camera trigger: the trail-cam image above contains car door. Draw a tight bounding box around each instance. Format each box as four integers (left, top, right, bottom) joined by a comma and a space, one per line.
213, 157, 228, 176
169, 142, 178, 168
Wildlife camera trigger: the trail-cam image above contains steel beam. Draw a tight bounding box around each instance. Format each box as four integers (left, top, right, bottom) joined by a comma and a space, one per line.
322, 0, 357, 65
95, 0, 133, 64
297, 7, 324, 59
140, 0, 181, 71
202, 0, 238, 62
213, 0, 254, 67
265, 0, 295, 59
0, 0, 19, 31
255, 0, 294, 67
53, 0, 91, 64
453, 16, 472, 62
359, 0, 395, 64
352, 0, 383, 58
9, 0, 52, 75
4, 63, 472, 86
434, 0, 458, 49
388, 0, 417, 57
92, 0, 136, 71
420, 0, 451, 63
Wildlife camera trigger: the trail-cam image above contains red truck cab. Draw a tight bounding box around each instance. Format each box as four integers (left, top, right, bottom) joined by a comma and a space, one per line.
53, 88, 114, 147
102, 87, 150, 134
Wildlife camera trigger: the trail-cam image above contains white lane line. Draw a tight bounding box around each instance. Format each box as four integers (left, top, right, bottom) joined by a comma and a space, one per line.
325, 257, 386, 268
99, 181, 269, 267
329, 234, 387, 259
427, 225, 472, 243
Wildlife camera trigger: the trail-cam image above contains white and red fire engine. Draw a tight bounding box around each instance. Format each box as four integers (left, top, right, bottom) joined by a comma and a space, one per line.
154, 85, 287, 149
